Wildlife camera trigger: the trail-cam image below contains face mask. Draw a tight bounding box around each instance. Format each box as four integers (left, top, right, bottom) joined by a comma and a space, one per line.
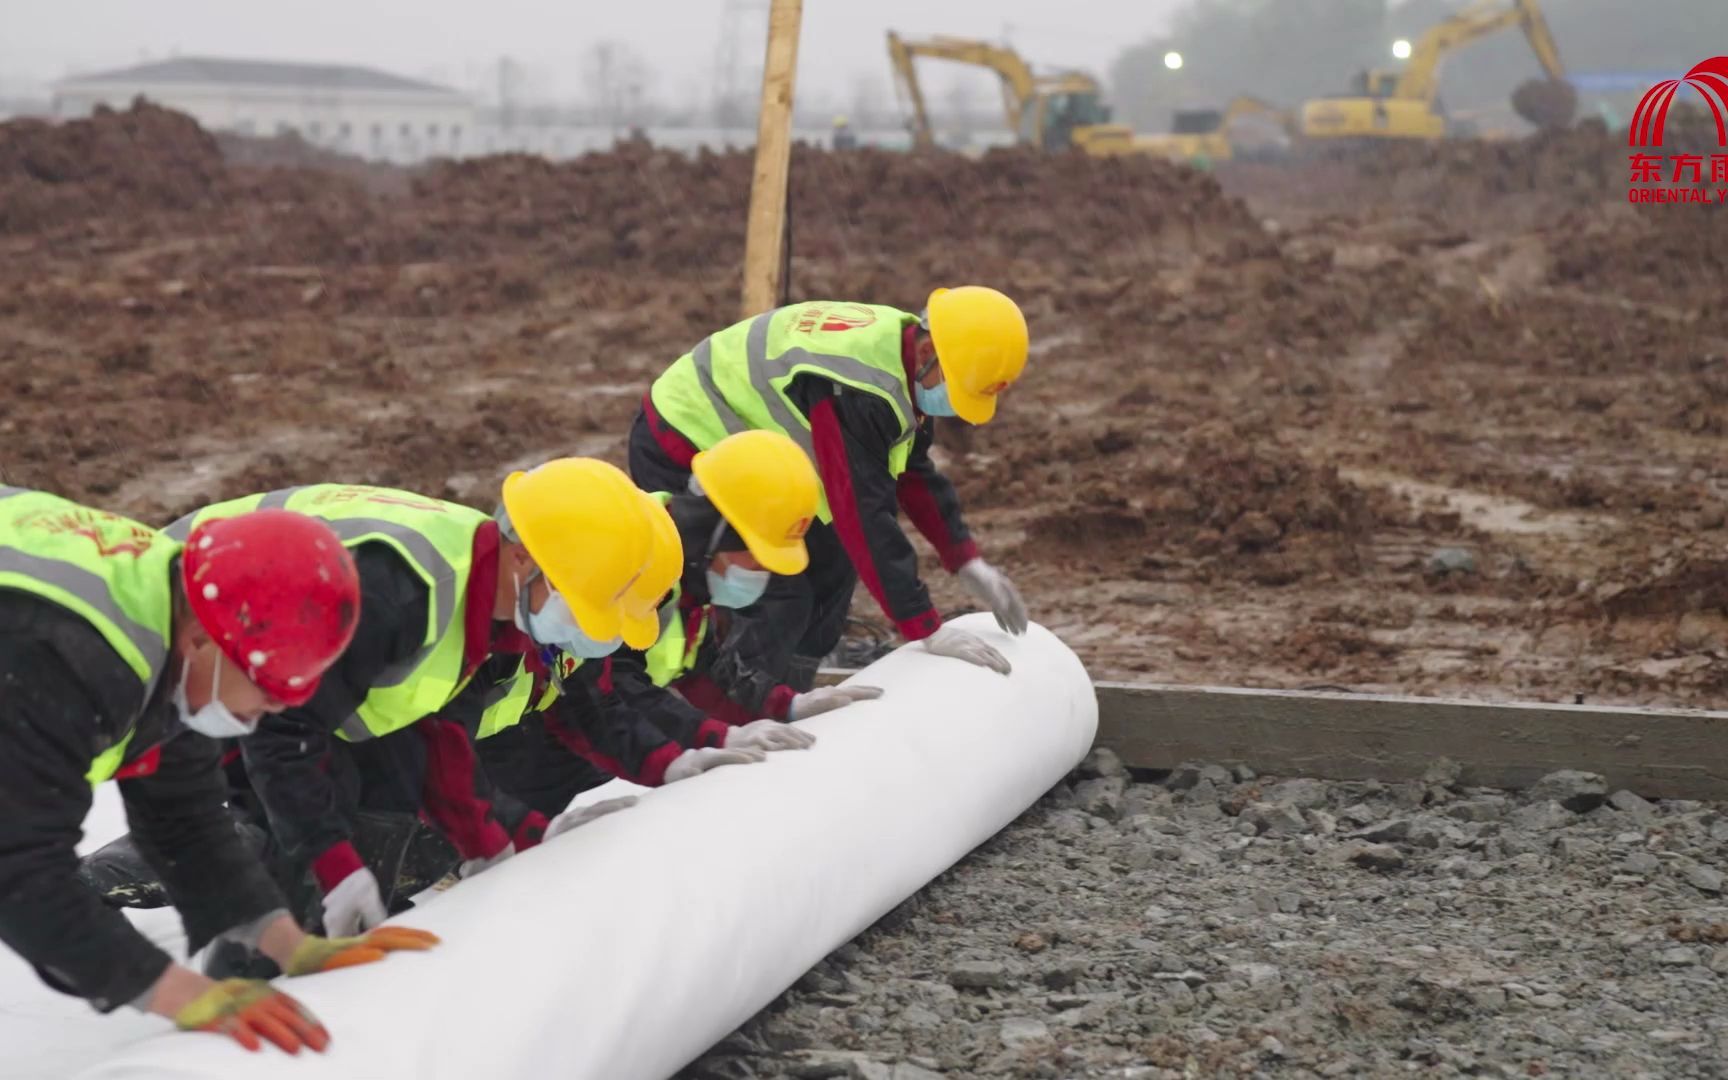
915, 380, 957, 418
515, 573, 622, 659
174, 651, 253, 739
706, 564, 771, 609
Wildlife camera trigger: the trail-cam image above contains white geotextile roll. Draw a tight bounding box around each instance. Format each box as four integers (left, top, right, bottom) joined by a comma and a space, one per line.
77, 615, 1096, 1080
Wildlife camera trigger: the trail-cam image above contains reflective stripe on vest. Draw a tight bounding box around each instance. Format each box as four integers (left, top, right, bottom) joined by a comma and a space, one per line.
654, 305, 920, 521
688, 311, 919, 464
643, 582, 708, 688
0, 544, 171, 684
172, 486, 480, 741
86, 731, 136, 785
474, 660, 535, 740
0, 489, 177, 784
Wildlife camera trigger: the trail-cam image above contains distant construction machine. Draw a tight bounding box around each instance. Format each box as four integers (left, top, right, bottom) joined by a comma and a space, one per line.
886, 32, 1289, 166
887, 32, 1127, 155
1300, 0, 1577, 142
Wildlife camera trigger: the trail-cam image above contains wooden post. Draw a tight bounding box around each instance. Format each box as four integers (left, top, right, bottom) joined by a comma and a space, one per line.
816, 671, 1728, 800
740, 0, 803, 317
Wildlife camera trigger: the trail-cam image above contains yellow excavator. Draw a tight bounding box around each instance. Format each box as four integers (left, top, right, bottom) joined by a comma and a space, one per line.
1139, 97, 1295, 163
886, 32, 1288, 165
886, 32, 1130, 155
1300, 0, 1575, 141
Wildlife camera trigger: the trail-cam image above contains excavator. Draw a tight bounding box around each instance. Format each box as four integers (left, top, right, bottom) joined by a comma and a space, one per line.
886, 32, 1129, 155
1300, 0, 1576, 142
1145, 97, 1295, 163
886, 32, 1290, 165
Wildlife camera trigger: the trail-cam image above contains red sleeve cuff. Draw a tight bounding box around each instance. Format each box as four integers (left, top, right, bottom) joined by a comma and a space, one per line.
639, 741, 683, 787
764, 684, 798, 721
514, 811, 549, 852
897, 610, 943, 642
311, 841, 365, 893
940, 538, 981, 575
694, 718, 731, 749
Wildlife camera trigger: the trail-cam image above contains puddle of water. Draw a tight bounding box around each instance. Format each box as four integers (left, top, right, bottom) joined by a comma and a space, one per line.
1344, 468, 1608, 539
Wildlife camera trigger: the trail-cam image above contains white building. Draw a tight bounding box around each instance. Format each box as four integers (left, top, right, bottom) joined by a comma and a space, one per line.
52, 57, 475, 164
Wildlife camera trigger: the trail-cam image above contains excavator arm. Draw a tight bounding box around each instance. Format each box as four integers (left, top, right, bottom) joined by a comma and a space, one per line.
885, 32, 1040, 148
1394, 0, 1573, 129
1395, 0, 1566, 103
1516, 0, 1566, 83
1396, 0, 1521, 103
887, 32, 938, 150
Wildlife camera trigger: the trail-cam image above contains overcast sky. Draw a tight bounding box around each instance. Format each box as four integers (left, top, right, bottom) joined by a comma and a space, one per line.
0, 0, 1186, 105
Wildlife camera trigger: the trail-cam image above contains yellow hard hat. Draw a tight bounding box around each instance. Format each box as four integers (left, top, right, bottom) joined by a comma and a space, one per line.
621, 491, 683, 646
500, 458, 654, 647
691, 430, 818, 576
926, 286, 1029, 425
833, 114, 850, 126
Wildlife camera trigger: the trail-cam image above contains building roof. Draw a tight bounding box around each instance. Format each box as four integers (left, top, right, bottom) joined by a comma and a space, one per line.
59, 57, 460, 97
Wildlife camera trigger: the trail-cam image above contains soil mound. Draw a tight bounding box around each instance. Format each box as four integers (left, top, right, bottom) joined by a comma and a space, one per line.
0, 100, 227, 234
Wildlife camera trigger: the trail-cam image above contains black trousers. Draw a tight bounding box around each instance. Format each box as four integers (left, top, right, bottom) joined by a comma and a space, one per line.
224, 734, 458, 929
627, 409, 856, 685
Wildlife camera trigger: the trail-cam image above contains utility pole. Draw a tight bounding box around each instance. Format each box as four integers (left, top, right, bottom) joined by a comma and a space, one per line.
739, 0, 802, 316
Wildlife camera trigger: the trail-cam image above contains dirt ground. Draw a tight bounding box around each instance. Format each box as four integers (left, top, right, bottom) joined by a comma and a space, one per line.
8, 102, 1728, 1079
4, 102, 1725, 708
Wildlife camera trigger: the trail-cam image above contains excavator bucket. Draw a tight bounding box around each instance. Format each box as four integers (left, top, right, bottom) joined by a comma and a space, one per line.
1511, 78, 1578, 130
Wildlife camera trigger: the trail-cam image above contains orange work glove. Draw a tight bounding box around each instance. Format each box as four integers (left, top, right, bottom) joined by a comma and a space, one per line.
284, 925, 442, 976
174, 979, 330, 1054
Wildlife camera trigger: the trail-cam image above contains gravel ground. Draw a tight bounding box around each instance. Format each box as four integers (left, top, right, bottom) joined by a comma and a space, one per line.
680, 752, 1728, 1079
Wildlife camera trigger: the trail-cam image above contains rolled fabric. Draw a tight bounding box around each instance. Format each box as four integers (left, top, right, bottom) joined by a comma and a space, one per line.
76, 615, 1097, 1080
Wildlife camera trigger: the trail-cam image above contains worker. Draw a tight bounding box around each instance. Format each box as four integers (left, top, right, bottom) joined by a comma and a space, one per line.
156, 461, 662, 941
482, 431, 880, 815
0, 489, 438, 1055
631, 288, 1033, 693
831, 114, 859, 151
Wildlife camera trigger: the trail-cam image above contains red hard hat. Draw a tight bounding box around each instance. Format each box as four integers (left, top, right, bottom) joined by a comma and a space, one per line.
181, 509, 360, 707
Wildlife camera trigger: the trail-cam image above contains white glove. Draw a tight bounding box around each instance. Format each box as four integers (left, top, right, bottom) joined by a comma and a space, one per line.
546, 796, 639, 841
662, 746, 766, 784
458, 842, 515, 880
923, 623, 1012, 675
726, 718, 818, 752
320, 866, 387, 937
786, 684, 884, 722
956, 558, 1029, 636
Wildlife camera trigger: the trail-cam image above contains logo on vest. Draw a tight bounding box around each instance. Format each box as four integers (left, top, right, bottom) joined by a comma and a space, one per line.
793, 303, 878, 334
22, 509, 155, 558
309, 486, 452, 513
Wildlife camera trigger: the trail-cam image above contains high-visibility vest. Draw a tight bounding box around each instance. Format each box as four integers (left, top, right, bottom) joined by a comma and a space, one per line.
168, 484, 492, 742
0, 486, 176, 784
643, 582, 709, 688
474, 657, 536, 740
648, 301, 920, 521
491, 650, 584, 733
